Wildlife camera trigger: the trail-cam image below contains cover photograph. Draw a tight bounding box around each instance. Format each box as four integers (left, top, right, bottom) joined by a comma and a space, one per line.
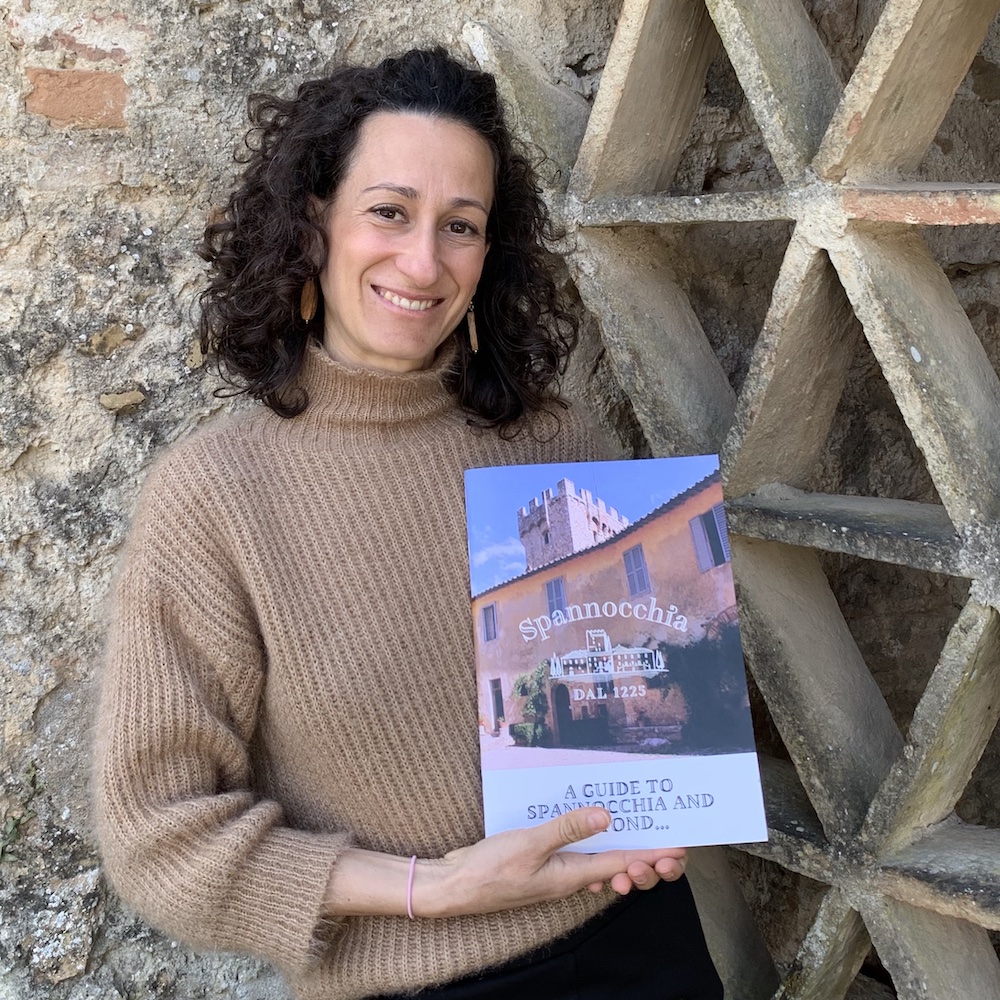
465, 456, 768, 851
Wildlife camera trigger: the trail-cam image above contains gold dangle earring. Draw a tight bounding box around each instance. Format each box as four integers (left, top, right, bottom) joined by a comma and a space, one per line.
467, 300, 478, 354
300, 278, 318, 323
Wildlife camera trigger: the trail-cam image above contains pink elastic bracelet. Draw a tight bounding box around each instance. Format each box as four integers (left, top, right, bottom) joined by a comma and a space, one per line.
406, 855, 417, 920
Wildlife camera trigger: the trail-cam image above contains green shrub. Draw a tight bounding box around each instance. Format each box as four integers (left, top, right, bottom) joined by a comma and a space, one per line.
510, 723, 532, 747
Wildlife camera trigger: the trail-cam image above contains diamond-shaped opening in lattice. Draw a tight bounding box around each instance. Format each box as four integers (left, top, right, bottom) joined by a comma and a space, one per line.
810, 332, 945, 506
563, 290, 651, 456
725, 852, 828, 976
745, 662, 791, 765
957, 719, 1000, 830
802, 0, 886, 85
818, 553, 969, 740
648, 221, 793, 394
669, 44, 782, 196
926, 226, 1000, 383
914, 19, 1000, 184
847, 967, 896, 1000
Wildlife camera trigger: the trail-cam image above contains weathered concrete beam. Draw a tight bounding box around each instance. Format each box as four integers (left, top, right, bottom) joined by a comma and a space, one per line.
773, 890, 870, 1000
739, 835, 837, 890
570, 0, 718, 199
830, 226, 1000, 527
733, 537, 903, 840
737, 756, 836, 884
569, 226, 736, 454
745, 817, 1000, 935
705, 0, 842, 181
723, 235, 859, 494
736, 776, 843, 885
568, 189, 795, 227
687, 847, 780, 1000
862, 602, 1000, 852
756, 755, 827, 847
570, 184, 1000, 228
815, 0, 1000, 181
462, 23, 589, 192
860, 895, 1000, 998
726, 486, 963, 576
878, 820, 1000, 931
839, 184, 1000, 225
741, 811, 1000, 932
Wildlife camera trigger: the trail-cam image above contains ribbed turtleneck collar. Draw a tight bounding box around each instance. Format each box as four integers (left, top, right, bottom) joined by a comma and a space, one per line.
292, 337, 460, 430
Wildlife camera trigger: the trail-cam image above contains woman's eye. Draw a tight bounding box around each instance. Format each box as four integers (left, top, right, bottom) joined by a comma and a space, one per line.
373, 206, 402, 221
448, 220, 478, 236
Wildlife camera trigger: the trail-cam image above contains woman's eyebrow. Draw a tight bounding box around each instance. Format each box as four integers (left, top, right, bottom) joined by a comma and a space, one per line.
361, 183, 489, 215
362, 183, 419, 199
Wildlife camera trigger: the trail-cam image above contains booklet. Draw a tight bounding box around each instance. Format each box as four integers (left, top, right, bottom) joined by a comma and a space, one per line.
465, 456, 767, 851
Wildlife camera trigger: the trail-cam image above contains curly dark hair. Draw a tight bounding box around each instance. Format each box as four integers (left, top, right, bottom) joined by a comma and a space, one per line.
197, 46, 578, 432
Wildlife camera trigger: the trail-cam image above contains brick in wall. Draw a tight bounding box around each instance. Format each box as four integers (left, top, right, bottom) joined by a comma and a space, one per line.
25, 68, 127, 128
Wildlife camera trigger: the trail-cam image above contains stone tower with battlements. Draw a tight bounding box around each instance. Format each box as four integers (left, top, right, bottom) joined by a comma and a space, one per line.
516, 478, 629, 571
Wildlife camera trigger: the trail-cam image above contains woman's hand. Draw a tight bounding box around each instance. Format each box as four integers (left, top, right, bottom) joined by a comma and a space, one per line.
418, 807, 687, 918
323, 807, 687, 919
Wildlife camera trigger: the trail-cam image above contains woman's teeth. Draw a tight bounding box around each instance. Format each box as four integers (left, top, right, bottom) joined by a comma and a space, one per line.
379, 289, 436, 311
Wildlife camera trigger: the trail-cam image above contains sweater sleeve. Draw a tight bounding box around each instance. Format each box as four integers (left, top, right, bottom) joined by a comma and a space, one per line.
93, 451, 351, 977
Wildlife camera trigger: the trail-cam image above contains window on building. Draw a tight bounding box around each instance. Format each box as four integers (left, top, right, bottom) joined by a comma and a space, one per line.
546, 577, 567, 615
482, 603, 498, 641
690, 504, 731, 571
623, 544, 650, 597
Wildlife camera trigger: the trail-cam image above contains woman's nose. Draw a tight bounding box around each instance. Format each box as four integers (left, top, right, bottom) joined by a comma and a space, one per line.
395, 227, 442, 286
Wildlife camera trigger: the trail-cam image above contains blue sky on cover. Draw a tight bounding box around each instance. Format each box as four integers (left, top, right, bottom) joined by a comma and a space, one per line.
464, 455, 720, 596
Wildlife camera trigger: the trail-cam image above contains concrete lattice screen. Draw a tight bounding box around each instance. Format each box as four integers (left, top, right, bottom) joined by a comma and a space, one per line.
476, 1, 1000, 997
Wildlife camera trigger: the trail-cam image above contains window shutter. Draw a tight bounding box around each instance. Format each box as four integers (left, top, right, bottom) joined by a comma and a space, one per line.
483, 604, 498, 641
623, 544, 650, 596
713, 503, 731, 562
690, 515, 713, 572
546, 577, 566, 614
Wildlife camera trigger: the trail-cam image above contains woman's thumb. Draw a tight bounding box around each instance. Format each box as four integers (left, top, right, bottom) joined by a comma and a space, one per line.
536, 807, 610, 853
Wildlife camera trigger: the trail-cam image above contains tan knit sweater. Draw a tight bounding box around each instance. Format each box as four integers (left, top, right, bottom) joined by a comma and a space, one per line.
94, 340, 617, 1000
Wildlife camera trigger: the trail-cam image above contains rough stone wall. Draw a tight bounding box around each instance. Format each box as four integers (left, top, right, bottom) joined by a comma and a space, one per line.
2, 2, 998, 1000
0, 5, 622, 996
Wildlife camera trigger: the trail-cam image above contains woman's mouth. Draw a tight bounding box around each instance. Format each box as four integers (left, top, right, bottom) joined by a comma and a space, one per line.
375, 287, 441, 312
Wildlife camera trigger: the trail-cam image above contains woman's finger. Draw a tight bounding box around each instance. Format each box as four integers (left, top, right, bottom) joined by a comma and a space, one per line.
626, 861, 656, 889
608, 872, 634, 895
654, 854, 687, 879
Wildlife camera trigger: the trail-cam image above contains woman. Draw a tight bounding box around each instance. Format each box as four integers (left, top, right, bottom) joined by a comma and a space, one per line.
94, 47, 723, 1000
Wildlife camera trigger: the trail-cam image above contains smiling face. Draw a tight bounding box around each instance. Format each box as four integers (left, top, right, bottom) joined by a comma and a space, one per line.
315, 111, 495, 373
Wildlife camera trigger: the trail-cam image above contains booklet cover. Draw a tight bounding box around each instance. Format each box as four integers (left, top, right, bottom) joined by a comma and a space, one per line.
465, 456, 767, 852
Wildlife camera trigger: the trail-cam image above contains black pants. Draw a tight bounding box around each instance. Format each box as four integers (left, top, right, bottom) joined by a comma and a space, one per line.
370, 876, 724, 1000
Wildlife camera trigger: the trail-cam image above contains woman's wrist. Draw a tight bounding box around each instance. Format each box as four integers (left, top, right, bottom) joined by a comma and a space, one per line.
322, 847, 465, 920
409, 857, 464, 919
